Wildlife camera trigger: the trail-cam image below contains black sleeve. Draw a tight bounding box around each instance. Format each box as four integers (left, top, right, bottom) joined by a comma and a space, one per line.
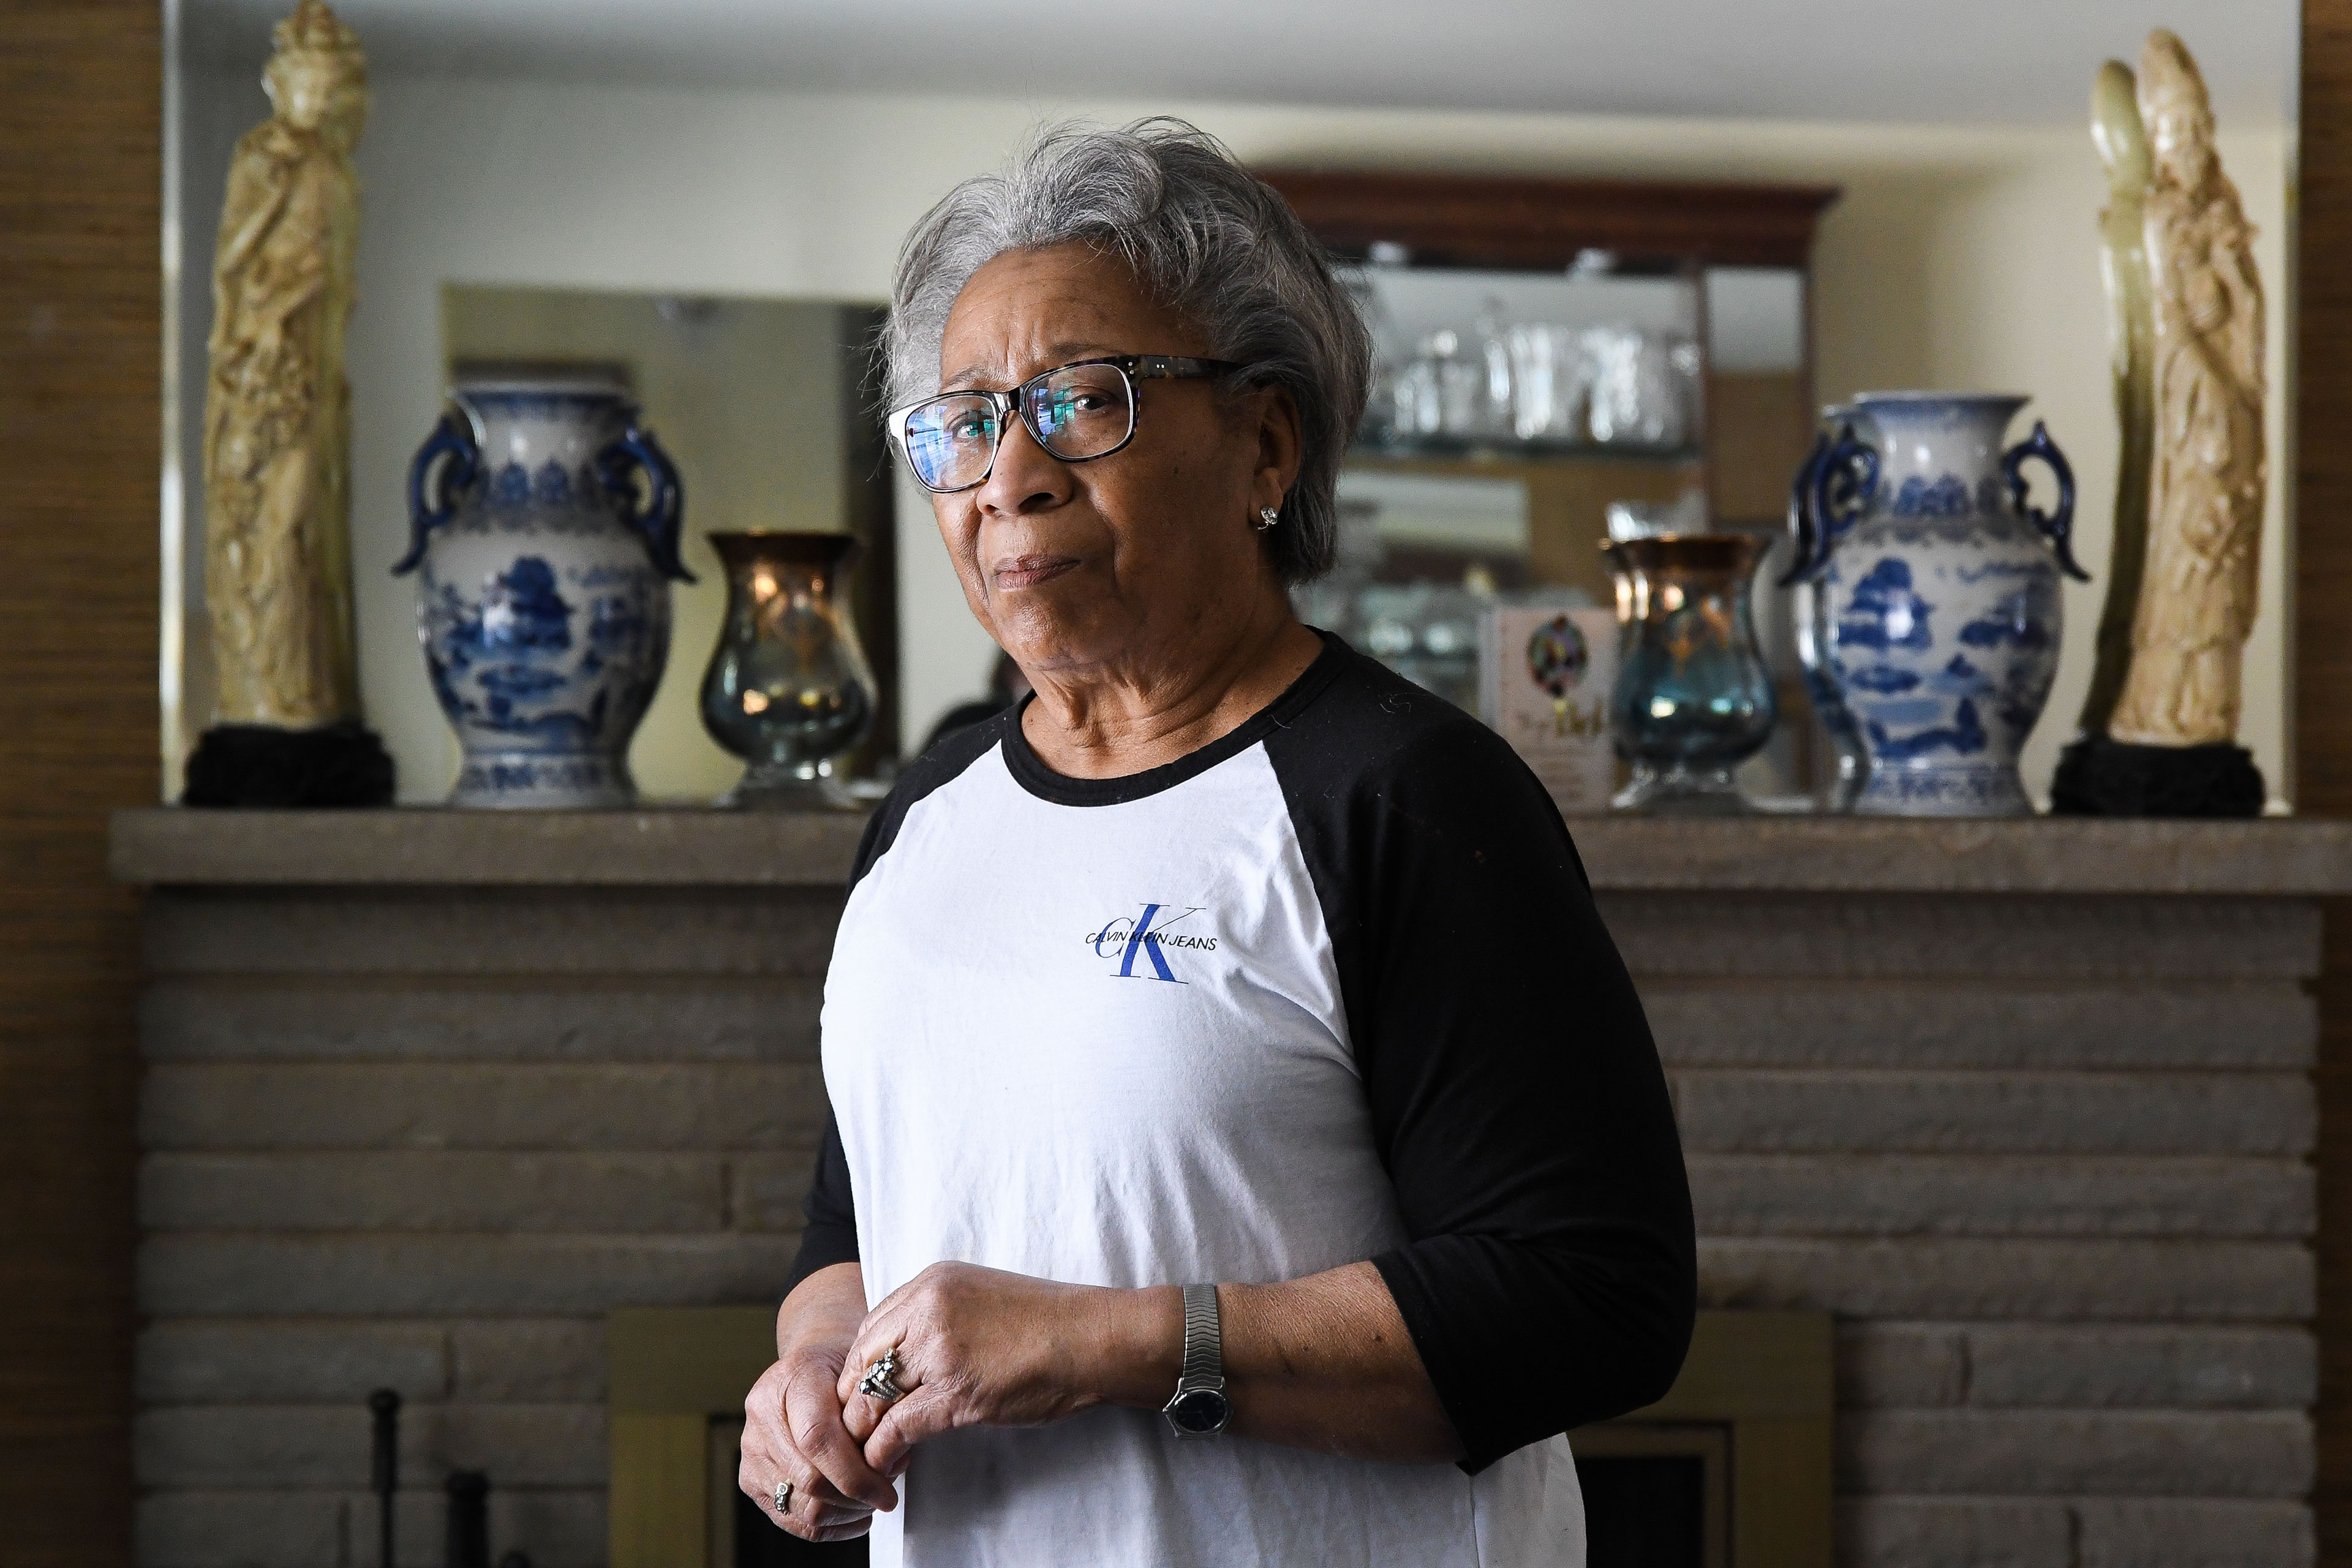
1272, 693, 1696, 1472
786, 1114, 861, 1292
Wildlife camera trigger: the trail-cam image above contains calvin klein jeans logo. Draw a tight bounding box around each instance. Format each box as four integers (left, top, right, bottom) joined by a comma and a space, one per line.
1084, 903, 1218, 983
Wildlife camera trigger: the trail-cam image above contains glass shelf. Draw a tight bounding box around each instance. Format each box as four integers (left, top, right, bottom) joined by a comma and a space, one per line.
1351, 437, 1705, 467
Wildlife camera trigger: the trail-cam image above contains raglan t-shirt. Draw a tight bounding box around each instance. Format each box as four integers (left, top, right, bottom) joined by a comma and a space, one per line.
787, 633, 1695, 1568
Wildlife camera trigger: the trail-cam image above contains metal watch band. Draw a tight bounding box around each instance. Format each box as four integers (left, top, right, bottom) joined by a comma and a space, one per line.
1179, 1283, 1223, 1382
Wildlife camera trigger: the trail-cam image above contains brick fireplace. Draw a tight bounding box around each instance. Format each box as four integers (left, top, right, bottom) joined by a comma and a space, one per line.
114, 811, 2337, 1567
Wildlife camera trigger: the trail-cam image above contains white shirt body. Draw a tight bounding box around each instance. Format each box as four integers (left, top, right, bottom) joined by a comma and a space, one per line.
822, 737, 1585, 1568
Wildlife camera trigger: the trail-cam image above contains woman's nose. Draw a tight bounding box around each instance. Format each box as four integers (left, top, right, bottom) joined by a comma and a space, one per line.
976, 413, 1071, 516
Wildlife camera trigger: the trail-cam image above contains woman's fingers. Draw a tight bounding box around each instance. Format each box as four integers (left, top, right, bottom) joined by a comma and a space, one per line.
837, 1295, 909, 1411
737, 1446, 873, 1542
783, 1489, 875, 1536
841, 1389, 879, 1446
842, 1365, 918, 1446
860, 1383, 960, 1479
784, 1357, 899, 1512
836, 1261, 1101, 1471
737, 1430, 819, 1542
739, 1362, 807, 1493
739, 1353, 897, 1526
838, 1296, 919, 1445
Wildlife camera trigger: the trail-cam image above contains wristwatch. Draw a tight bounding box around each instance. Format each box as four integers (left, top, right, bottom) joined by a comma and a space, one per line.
1161, 1283, 1231, 1438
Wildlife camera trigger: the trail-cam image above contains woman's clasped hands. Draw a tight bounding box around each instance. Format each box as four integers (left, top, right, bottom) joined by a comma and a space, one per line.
741, 1261, 1178, 1543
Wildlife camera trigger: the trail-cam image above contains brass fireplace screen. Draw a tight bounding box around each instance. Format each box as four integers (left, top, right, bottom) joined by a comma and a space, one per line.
609, 1307, 1831, 1567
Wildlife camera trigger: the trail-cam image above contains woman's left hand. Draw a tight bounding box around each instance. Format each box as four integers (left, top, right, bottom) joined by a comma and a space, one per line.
837, 1261, 1177, 1476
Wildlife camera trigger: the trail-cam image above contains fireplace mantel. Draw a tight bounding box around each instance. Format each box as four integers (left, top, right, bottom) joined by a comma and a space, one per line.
109, 807, 2352, 894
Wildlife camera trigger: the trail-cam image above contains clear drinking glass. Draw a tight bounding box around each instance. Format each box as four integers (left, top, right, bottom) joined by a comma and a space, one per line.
1394, 334, 1446, 437
1509, 323, 1586, 443
1473, 300, 1515, 439
1585, 326, 1692, 449
1432, 330, 1484, 438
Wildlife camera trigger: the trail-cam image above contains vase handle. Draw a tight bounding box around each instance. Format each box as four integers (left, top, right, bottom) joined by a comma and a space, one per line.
598, 422, 696, 584
1787, 421, 1879, 586
1776, 431, 1831, 587
394, 412, 480, 576
2002, 420, 2090, 582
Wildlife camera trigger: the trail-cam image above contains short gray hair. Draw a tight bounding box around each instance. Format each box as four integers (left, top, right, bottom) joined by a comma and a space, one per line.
885, 118, 1370, 584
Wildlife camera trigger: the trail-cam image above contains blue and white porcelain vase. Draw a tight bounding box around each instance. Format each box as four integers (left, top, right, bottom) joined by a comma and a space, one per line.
394, 380, 693, 808
1788, 393, 2089, 816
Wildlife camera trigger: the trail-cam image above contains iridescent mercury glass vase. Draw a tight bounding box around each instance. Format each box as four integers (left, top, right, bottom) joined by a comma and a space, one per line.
698, 531, 876, 809
1602, 533, 1778, 813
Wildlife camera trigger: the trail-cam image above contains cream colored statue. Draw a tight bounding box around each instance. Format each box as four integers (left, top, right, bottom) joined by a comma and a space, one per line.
2076, 59, 2155, 739
2106, 29, 2267, 748
202, 1, 368, 727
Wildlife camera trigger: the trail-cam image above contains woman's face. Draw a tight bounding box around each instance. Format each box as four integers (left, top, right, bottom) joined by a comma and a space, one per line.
929, 242, 1298, 682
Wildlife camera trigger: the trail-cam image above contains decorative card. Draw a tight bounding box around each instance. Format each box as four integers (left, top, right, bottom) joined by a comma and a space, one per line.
1479, 604, 1619, 812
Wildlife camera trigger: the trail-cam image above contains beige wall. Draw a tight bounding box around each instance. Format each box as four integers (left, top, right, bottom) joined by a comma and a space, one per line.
170, 76, 2293, 804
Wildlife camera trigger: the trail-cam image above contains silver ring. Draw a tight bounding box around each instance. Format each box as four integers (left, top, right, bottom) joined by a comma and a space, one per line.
774, 1480, 791, 1515
858, 1347, 905, 1404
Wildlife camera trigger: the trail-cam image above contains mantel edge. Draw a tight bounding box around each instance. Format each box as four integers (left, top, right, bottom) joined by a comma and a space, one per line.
107, 807, 2352, 896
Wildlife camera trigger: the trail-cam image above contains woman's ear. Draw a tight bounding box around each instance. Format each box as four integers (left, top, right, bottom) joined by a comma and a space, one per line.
1251, 384, 1305, 513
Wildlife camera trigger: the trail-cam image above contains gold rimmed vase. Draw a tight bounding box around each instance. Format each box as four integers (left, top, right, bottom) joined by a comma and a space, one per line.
697, 531, 876, 809
1602, 532, 1778, 814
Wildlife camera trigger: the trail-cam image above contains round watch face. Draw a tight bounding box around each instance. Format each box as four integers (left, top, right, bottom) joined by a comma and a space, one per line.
1167, 1387, 1231, 1436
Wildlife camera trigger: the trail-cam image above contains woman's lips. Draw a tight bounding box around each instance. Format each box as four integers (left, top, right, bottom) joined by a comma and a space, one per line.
991, 554, 1080, 590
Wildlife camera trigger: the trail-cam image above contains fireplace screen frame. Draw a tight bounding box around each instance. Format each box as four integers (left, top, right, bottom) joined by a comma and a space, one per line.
609, 1307, 1831, 1568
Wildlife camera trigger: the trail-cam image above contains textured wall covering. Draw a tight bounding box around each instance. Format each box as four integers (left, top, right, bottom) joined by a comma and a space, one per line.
123, 868, 2317, 1567
2300, 4, 2352, 1560
0, 4, 162, 1567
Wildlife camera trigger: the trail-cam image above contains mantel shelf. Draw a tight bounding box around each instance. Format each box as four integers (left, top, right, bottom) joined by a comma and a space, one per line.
108, 807, 2352, 897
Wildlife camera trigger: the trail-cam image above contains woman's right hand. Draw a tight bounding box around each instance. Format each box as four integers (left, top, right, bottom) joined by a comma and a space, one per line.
740, 1262, 900, 1542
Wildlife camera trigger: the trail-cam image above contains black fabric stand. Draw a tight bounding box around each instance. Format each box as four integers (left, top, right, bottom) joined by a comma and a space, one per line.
2049, 734, 2265, 818
183, 721, 396, 808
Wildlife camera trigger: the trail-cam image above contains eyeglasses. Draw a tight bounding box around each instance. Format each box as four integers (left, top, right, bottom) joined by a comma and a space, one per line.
887, 354, 1240, 494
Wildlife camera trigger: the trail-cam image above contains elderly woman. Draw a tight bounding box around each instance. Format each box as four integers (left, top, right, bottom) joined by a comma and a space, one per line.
740, 119, 1694, 1566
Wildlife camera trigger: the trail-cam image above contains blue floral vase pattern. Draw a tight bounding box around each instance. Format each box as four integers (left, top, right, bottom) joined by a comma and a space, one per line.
1789, 393, 2088, 816
394, 380, 693, 808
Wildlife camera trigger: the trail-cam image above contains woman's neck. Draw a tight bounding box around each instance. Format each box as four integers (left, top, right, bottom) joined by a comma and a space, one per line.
1019, 603, 1324, 781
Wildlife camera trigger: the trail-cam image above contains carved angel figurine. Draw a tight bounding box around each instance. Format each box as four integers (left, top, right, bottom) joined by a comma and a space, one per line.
202, 1, 368, 728
2105, 30, 2267, 748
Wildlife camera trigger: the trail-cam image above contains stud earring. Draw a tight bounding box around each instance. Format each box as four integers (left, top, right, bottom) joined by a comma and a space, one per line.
1254, 506, 1280, 532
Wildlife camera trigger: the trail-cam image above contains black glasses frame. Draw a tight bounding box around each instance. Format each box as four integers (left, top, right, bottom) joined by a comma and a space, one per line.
887, 354, 1242, 494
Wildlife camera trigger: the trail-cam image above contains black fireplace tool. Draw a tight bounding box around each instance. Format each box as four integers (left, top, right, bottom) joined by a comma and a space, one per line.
447, 1470, 489, 1568
446, 1467, 532, 1568
367, 1387, 534, 1568
368, 1389, 401, 1568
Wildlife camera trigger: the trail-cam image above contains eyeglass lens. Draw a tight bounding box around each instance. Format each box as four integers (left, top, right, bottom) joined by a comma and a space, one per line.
902, 363, 1136, 491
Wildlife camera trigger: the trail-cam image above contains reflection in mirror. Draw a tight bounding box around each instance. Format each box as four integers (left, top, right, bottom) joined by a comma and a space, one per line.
434, 287, 898, 799
1319, 257, 1815, 798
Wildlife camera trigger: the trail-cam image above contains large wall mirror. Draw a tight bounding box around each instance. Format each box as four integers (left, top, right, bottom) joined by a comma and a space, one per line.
1270, 172, 1835, 795
165, 0, 2301, 808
